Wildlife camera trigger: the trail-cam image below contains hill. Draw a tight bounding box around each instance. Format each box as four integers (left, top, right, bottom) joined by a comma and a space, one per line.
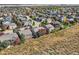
0, 23, 79, 55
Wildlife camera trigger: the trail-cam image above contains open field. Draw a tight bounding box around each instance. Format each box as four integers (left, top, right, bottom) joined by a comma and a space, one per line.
0, 23, 79, 55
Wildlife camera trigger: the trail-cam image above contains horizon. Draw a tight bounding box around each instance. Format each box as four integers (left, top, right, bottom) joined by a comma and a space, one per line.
0, 4, 79, 7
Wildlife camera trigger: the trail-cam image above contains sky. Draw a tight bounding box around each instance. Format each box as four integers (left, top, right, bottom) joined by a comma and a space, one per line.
0, 0, 79, 4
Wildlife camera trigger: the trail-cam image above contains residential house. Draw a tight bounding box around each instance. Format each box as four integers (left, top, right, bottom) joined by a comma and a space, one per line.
19, 29, 33, 39
51, 21, 62, 30
0, 33, 20, 45
46, 18, 52, 23
8, 23, 17, 30
75, 16, 79, 22
26, 16, 31, 21
61, 16, 67, 22
33, 27, 47, 37
45, 24, 55, 33
32, 21, 41, 27
1, 22, 10, 30
17, 15, 32, 27
0, 32, 4, 36
67, 16, 74, 23
2, 22, 17, 30
0, 17, 4, 21
3, 30, 13, 34
0, 28, 2, 31
3, 16, 12, 23
2, 21, 11, 25
23, 21, 32, 27
35, 17, 42, 22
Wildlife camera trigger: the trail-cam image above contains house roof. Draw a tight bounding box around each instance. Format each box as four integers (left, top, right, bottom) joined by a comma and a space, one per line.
67, 18, 74, 21
33, 27, 45, 32
8, 23, 17, 27
0, 33, 18, 42
19, 29, 33, 38
45, 24, 55, 29
2, 21, 11, 25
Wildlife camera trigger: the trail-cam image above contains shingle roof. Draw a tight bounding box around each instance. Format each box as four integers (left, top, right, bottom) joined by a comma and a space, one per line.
0, 33, 18, 42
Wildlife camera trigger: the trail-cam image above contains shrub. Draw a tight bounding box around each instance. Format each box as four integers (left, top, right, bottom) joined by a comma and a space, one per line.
0, 40, 10, 50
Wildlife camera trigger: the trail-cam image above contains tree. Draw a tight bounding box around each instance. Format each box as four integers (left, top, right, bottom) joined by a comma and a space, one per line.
44, 20, 48, 25
12, 15, 22, 28
16, 32, 25, 44
20, 34, 25, 43
13, 29, 17, 33
40, 20, 48, 26
32, 21, 35, 26
0, 41, 3, 50
0, 40, 10, 48
31, 16, 36, 20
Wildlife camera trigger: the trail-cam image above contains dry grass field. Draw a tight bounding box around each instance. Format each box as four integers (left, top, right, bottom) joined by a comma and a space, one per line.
0, 23, 79, 55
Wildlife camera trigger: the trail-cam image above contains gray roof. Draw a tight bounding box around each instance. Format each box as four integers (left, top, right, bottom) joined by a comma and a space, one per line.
45, 24, 55, 29
19, 29, 33, 38
0, 33, 18, 42
9, 23, 17, 27
33, 27, 45, 32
